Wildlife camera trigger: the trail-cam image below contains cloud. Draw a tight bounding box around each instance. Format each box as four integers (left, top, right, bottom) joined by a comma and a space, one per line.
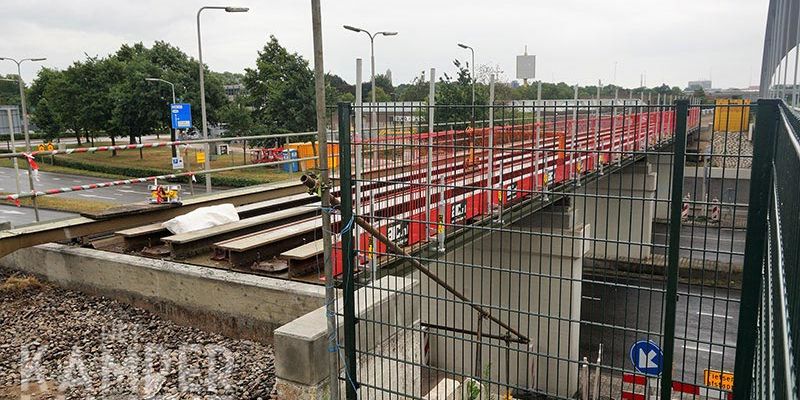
0, 0, 768, 89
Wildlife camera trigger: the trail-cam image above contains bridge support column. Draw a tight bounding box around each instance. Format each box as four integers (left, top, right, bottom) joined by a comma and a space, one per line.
648, 154, 673, 221
418, 200, 589, 398
575, 160, 657, 261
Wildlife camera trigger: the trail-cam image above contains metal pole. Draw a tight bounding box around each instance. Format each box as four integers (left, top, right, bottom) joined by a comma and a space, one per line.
370, 34, 377, 139
571, 84, 578, 180
535, 81, 542, 191
354, 58, 365, 279
660, 99, 689, 400
5, 108, 20, 194
426, 68, 436, 242
486, 74, 495, 216
170, 82, 178, 158
338, 103, 358, 400
595, 80, 602, 175
311, 2, 339, 398
471, 48, 475, 121
15, 63, 38, 221
196, 9, 212, 192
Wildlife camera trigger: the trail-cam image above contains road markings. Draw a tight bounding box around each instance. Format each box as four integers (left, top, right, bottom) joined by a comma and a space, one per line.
683, 343, 724, 355
582, 296, 602, 301
52, 177, 61, 181
78, 194, 115, 200
0, 209, 24, 215
699, 311, 733, 320
117, 189, 139, 194
72, 180, 82, 183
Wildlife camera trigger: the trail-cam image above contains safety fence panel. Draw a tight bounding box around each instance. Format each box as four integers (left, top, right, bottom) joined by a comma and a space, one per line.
734, 100, 800, 399
332, 100, 756, 399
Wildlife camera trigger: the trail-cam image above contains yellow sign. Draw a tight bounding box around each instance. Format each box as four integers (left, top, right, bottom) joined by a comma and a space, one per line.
437, 215, 444, 234
713, 99, 751, 132
704, 369, 733, 391
196, 151, 206, 164
47, 143, 54, 151
37, 144, 45, 152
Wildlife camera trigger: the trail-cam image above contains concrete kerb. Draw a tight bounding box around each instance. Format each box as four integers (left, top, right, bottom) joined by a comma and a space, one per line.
0, 243, 326, 342
273, 275, 422, 399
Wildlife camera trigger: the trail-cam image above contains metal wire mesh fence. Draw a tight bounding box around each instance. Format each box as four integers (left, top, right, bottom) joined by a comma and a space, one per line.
327, 98, 763, 399
733, 100, 800, 400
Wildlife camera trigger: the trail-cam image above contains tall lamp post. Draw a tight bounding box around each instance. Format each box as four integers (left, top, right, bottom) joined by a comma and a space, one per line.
1, 57, 45, 222
457, 43, 475, 121
196, 6, 248, 193
145, 77, 178, 157
343, 25, 397, 137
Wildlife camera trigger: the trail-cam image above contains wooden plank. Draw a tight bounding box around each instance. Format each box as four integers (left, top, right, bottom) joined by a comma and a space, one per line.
163, 204, 319, 259
280, 239, 324, 278
117, 222, 169, 251
280, 239, 324, 260
236, 193, 316, 218
113, 189, 317, 252
216, 218, 323, 267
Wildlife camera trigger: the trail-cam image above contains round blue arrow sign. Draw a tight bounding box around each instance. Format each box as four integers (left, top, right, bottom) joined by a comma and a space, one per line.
630, 340, 664, 376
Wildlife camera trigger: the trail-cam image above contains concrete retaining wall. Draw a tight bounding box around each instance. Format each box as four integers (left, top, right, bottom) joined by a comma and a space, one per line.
0, 244, 326, 342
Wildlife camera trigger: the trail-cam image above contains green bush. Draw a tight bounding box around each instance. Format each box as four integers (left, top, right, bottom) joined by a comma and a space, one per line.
49, 156, 268, 188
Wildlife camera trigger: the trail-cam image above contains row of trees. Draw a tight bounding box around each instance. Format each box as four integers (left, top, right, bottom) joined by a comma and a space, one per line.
20, 35, 687, 145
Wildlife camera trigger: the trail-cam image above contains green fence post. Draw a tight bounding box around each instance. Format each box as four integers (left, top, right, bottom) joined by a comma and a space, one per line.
733, 99, 779, 399
338, 102, 358, 399
660, 99, 688, 399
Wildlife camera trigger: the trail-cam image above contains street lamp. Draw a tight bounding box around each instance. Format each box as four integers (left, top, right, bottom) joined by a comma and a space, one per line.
0, 57, 45, 222
343, 25, 397, 137
196, 5, 249, 193
145, 77, 178, 157
457, 43, 476, 120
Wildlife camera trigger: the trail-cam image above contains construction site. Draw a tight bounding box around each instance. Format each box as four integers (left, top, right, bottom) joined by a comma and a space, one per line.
2, 0, 800, 399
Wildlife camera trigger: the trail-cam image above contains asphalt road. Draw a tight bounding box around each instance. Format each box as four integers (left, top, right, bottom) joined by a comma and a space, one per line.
652, 223, 746, 266
0, 167, 207, 227
580, 274, 739, 390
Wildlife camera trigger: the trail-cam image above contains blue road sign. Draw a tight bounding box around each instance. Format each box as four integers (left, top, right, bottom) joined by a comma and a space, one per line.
170, 103, 192, 130
630, 340, 664, 376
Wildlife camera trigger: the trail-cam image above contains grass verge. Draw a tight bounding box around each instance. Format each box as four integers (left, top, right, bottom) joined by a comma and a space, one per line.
0, 192, 114, 214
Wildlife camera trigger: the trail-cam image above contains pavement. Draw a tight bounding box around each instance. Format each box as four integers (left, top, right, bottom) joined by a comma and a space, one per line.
580, 274, 739, 389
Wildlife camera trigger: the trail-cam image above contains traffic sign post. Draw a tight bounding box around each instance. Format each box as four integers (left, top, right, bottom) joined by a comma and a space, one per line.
170, 103, 191, 158
170, 103, 192, 130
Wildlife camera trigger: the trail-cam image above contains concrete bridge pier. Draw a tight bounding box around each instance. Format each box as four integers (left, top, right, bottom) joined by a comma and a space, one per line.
418, 200, 589, 398
575, 160, 658, 261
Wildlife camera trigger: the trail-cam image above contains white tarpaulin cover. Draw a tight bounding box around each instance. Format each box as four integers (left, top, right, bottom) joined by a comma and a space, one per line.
162, 203, 239, 234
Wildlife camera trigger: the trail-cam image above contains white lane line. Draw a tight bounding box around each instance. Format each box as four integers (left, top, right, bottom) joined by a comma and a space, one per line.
72, 180, 82, 183
0, 209, 24, 215
52, 177, 61, 181
78, 194, 115, 200
117, 189, 139, 194
582, 296, 602, 301
683, 343, 724, 355
699, 311, 733, 320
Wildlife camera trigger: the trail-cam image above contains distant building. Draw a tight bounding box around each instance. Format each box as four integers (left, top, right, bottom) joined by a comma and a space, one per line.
223, 83, 244, 101
385, 69, 393, 86
0, 105, 21, 136
687, 80, 712, 91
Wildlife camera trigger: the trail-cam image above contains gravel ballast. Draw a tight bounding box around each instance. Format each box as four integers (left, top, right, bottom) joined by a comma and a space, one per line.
0, 267, 276, 399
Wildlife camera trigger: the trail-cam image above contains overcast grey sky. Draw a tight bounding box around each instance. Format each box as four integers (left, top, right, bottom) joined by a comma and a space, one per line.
1, 0, 767, 90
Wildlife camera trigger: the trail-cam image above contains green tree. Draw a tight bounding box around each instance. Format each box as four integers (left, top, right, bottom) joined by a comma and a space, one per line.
0, 75, 20, 105
243, 35, 317, 142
